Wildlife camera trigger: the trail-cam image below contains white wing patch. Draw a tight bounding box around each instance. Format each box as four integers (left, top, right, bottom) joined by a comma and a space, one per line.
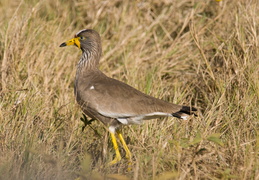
117, 116, 144, 125
90, 85, 95, 90
144, 112, 173, 118
98, 110, 173, 125
117, 118, 129, 125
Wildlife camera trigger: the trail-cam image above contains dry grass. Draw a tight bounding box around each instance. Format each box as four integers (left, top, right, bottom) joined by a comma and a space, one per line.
0, 0, 258, 179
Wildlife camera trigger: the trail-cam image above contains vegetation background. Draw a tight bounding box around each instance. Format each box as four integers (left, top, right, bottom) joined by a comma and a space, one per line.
0, 0, 258, 179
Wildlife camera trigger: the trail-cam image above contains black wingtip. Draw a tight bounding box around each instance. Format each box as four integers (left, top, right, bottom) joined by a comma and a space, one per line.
59, 42, 67, 47
180, 106, 198, 116
172, 105, 198, 119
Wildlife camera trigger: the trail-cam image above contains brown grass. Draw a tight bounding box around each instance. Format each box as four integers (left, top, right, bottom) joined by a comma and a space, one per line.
0, 0, 258, 179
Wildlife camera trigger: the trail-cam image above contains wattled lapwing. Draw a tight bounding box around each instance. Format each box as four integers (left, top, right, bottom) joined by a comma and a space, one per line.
60, 29, 197, 166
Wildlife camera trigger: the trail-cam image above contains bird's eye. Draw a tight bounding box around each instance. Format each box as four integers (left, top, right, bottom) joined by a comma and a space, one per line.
80, 36, 85, 40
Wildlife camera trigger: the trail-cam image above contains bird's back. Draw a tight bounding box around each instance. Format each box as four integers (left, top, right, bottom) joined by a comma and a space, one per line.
75, 69, 193, 125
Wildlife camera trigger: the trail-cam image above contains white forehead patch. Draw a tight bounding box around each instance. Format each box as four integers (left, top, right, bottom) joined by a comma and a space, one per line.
76, 29, 87, 36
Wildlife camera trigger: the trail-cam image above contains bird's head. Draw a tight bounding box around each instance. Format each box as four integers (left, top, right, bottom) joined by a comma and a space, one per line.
60, 29, 101, 53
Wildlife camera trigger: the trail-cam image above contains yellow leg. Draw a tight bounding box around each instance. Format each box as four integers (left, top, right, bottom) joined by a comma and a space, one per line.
117, 130, 132, 161
108, 132, 121, 166
117, 130, 132, 171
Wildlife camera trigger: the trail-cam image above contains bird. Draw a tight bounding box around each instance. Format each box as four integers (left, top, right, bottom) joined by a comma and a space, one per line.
60, 29, 197, 166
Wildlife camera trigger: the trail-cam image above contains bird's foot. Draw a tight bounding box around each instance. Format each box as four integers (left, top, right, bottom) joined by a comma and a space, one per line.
108, 155, 121, 166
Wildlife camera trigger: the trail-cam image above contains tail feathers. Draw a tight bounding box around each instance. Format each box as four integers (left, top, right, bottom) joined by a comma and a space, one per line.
172, 106, 197, 120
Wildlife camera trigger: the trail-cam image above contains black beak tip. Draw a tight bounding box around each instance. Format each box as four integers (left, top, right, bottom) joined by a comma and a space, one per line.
59, 42, 67, 47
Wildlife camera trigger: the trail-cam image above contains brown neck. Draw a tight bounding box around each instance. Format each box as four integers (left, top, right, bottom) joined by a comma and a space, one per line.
77, 43, 102, 70
74, 50, 101, 93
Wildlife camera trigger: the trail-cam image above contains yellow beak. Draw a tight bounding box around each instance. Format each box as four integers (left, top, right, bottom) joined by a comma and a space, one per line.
59, 37, 81, 49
